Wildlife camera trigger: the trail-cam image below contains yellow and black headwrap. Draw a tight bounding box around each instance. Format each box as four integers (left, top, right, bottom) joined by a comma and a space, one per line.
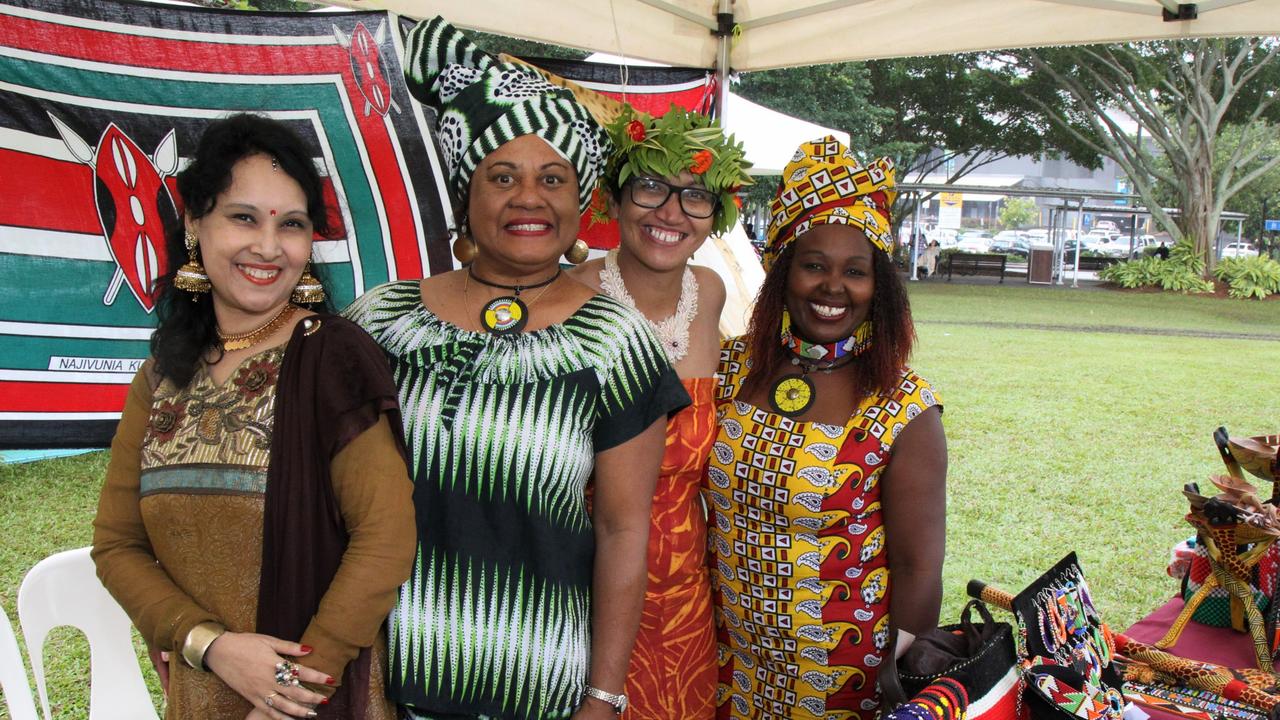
763, 136, 897, 272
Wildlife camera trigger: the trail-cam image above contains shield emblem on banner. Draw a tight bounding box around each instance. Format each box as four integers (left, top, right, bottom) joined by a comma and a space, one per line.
335, 20, 399, 118
50, 114, 178, 313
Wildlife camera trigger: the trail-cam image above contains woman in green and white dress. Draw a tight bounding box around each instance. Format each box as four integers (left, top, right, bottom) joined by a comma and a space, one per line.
344, 17, 688, 720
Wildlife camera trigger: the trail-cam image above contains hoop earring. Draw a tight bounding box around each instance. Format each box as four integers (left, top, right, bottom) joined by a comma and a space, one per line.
291, 260, 325, 304
174, 229, 211, 297
564, 239, 589, 265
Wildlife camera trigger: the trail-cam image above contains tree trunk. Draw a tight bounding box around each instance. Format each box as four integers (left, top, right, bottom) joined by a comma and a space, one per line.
1179, 148, 1219, 276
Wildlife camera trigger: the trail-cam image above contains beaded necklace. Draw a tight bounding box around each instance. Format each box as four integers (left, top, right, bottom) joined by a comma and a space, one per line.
598, 249, 699, 363
780, 308, 872, 363
768, 309, 871, 417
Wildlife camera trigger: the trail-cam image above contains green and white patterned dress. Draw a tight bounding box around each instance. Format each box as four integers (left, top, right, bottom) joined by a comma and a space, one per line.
344, 280, 689, 720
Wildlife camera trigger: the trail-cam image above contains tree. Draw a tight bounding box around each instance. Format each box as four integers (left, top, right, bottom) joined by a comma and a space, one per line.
736, 56, 1099, 239
1147, 122, 1280, 244
996, 40, 1280, 274
998, 197, 1038, 231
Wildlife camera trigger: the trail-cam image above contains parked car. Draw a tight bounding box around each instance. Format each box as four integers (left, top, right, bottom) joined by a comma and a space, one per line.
1002, 239, 1031, 259
1095, 236, 1136, 258
1093, 220, 1119, 232
1081, 231, 1116, 250
1221, 242, 1260, 259
1061, 239, 1106, 264
1128, 234, 1158, 258
956, 232, 992, 253
989, 230, 1026, 253
1025, 228, 1050, 243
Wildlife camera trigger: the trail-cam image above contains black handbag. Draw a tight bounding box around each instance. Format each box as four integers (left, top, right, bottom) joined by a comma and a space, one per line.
880, 600, 1022, 720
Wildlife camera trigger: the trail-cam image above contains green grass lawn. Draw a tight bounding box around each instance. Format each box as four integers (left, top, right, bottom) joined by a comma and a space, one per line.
1, 280, 1277, 717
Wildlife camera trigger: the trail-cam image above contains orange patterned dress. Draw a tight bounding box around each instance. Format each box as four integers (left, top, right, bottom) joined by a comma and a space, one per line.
625, 376, 718, 719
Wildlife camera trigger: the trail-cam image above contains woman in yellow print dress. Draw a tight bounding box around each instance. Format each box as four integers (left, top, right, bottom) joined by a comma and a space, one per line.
707, 137, 947, 719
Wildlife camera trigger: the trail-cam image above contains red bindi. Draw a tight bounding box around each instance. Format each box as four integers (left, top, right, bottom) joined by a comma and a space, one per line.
269, 209, 277, 216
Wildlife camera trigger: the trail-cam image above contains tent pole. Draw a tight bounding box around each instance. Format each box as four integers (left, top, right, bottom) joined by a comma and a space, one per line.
1072, 199, 1084, 288
910, 193, 921, 281
714, 0, 733, 122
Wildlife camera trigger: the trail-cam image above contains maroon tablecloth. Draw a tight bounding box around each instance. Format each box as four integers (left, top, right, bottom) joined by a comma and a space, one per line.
1122, 596, 1275, 720
1123, 596, 1274, 671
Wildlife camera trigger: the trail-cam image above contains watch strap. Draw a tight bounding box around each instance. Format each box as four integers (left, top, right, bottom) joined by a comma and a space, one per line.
583, 685, 628, 714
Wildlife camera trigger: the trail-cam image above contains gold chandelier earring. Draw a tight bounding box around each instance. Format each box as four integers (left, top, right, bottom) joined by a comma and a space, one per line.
291, 260, 326, 304
174, 229, 211, 296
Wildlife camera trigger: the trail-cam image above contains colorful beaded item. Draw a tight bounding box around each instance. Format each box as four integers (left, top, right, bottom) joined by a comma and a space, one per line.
780, 308, 871, 364
1015, 558, 1122, 720
1125, 680, 1267, 720
884, 677, 969, 720
767, 309, 871, 417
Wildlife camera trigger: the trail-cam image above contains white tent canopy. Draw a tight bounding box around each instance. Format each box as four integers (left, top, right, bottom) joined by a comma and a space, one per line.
321, 0, 1280, 71
723, 93, 849, 175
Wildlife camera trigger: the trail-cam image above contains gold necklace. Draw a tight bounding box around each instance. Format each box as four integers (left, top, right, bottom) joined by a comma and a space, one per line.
217, 304, 297, 352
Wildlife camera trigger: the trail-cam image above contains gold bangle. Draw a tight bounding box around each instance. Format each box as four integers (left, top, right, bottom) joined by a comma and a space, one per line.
180, 621, 226, 671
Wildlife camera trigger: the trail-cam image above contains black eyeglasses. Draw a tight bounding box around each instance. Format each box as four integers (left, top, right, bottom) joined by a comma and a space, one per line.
626, 177, 720, 219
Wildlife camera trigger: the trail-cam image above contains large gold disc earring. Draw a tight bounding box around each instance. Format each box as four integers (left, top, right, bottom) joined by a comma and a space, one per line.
174, 229, 211, 297
291, 261, 326, 304
452, 220, 477, 265
564, 238, 589, 265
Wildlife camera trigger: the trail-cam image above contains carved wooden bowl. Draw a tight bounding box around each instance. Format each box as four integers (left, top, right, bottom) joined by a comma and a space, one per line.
1229, 434, 1280, 482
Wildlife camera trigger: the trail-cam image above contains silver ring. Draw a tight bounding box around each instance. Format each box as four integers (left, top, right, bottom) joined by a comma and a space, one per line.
265, 691, 279, 708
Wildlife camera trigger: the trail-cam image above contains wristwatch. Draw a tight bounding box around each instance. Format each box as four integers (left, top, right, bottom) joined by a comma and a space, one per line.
583, 685, 628, 714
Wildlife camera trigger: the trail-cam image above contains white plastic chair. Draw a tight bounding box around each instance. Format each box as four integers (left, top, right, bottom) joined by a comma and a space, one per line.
1, 604, 39, 720
17, 547, 158, 720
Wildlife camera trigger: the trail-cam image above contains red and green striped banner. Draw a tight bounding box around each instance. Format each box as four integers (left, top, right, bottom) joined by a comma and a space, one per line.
0, 0, 454, 447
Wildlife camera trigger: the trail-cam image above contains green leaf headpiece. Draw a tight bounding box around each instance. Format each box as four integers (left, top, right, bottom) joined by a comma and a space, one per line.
597, 104, 753, 236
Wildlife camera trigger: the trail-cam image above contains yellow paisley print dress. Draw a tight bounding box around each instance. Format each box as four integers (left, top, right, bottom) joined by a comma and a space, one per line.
707, 339, 942, 720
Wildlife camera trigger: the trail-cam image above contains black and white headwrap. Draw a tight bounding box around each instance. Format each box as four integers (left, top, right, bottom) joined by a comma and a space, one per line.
404, 17, 611, 214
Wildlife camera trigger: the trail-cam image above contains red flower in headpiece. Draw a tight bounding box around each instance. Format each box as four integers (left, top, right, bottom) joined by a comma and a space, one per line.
626, 120, 646, 142
690, 149, 713, 175
734, 195, 743, 210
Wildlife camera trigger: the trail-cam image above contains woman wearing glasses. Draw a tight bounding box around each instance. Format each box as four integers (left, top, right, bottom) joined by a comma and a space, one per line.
570, 106, 752, 719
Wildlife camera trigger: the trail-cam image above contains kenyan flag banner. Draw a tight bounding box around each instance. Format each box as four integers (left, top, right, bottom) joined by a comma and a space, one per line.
0, 0, 454, 448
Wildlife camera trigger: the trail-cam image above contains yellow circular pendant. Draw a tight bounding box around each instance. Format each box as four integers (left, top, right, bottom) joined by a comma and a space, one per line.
770, 374, 815, 416
481, 296, 527, 335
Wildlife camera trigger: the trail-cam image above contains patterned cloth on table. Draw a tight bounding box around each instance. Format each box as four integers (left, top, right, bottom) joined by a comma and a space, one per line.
626, 376, 718, 719
707, 339, 942, 720
343, 281, 689, 720
131, 346, 397, 719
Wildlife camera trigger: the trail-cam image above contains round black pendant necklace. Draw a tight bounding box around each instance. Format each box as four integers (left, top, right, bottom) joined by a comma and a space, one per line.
768, 354, 857, 418
467, 266, 561, 335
